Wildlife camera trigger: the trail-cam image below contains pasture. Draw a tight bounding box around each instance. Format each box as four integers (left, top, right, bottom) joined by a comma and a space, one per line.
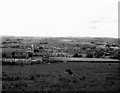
49, 57, 119, 63
2, 62, 120, 92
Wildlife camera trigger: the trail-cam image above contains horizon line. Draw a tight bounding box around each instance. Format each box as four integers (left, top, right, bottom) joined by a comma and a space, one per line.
0, 35, 119, 39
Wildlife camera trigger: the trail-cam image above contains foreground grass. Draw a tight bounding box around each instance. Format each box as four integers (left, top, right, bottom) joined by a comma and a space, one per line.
2, 62, 120, 91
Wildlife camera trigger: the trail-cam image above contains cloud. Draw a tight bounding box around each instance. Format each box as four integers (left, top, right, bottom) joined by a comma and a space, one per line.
90, 26, 99, 29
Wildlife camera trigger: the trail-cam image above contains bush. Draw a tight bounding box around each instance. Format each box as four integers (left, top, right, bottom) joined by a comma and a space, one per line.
94, 49, 104, 58
86, 53, 93, 58
73, 53, 82, 57
2, 52, 7, 58
110, 51, 120, 60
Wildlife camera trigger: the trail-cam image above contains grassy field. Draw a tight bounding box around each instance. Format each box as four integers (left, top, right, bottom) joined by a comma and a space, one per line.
49, 57, 119, 62
2, 62, 120, 92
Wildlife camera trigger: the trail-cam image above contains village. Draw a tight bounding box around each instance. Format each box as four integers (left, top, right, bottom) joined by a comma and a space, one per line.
1, 37, 120, 65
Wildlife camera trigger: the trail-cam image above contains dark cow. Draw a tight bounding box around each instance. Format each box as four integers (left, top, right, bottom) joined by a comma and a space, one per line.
65, 69, 74, 76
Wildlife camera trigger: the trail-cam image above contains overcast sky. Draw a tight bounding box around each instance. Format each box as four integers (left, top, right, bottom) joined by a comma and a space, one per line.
0, 0, 119, 38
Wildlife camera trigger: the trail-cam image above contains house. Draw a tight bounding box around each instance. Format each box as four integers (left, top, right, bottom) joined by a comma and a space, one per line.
110, 46, 119, 50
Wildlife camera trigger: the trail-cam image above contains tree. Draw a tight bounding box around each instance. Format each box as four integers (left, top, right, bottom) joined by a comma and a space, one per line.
111, 50, 120, 60
12, 52, 15, 58
34, 49, 39, 53
94, 48, 104, 58
2, 52, 7, 58
86, 52, 93, 58
73, 53, 82, 57
28, 52, 33, 58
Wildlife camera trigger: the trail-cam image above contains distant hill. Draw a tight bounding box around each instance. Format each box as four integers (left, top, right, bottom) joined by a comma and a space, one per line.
1, 36, 119, 45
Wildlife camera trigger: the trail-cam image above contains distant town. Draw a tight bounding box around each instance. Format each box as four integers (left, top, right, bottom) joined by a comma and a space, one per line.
1, 36, 120, 65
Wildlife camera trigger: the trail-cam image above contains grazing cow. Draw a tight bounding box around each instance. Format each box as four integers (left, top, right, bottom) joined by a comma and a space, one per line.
65, 69, 74, 76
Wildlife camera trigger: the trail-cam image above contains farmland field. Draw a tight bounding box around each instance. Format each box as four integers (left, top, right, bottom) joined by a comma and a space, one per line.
49, 57, 119, 62
2, 62, 120, 92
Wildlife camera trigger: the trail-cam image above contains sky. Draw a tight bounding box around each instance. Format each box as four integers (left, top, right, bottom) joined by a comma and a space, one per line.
0, 0, 119, 38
